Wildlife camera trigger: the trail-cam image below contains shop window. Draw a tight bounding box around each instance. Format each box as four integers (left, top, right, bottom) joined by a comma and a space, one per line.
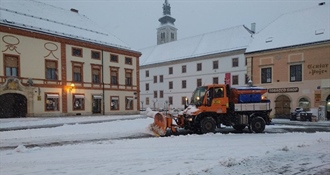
125, 97, 133, 110
45, 93, 59, 111
73, 94, 85, 110
299, 97, 310, 111
111, 96, 119, 110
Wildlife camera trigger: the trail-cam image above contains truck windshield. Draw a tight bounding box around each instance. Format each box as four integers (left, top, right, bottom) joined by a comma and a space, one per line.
190, 86, 207, 105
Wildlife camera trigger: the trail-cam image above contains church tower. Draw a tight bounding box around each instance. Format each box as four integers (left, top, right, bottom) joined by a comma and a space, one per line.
157, 0, 177, 45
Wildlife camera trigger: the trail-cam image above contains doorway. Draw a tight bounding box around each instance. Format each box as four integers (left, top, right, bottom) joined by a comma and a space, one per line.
275, 95, 291, 118
92, 95, 102, 114
0, 93, 27, 118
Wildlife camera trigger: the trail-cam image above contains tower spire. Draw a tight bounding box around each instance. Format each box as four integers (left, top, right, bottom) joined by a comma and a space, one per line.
157, 0, 177, 45
163, 0, 171, 15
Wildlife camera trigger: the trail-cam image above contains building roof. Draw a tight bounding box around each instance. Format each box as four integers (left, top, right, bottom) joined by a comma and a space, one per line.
246, 3, 330, 53
0, 0, 132, 51
140, 25, 252, 66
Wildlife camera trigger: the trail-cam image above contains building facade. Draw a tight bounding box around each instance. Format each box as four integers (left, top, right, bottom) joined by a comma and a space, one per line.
246, 3, 330, 119
0, 0, 141, 117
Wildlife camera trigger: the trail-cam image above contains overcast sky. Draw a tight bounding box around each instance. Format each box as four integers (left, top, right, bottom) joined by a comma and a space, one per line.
38, 0, 328, 50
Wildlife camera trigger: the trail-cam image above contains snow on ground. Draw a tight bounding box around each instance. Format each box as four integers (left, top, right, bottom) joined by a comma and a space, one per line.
0, 115, 329, 175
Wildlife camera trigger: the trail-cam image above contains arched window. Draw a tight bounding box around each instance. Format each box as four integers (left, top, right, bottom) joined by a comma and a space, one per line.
298, 97, 310, 111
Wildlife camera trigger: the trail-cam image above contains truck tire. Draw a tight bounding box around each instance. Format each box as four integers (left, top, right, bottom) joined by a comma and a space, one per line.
250, 117, 265, 133
233, 125, 246, 131
200, 117, 216, 134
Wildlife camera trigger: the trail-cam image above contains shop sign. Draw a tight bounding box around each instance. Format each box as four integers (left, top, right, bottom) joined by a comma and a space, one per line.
268, 87, 299, 93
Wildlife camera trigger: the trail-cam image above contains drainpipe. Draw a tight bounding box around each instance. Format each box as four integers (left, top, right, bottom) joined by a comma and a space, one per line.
102, 50, 105, 115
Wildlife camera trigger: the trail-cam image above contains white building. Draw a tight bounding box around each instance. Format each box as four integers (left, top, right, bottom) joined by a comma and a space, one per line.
139, 1, 253, 110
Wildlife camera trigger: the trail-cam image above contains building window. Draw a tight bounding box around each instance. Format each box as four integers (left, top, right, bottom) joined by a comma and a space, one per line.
261, 67, 272, 83
232, 58, 238, 67
72, 47, 83, 57
299, 97, 310, 111
125, 69, 132, 86
110, 67, 119, 85
154, 76, 157, 83
45, 60, 57, 80
290, 64, 302, 82
168, 96, 173, 105
232, 75, 238, 85
213, 77, 218, 84
45, 93, 59, 111
169, 81, 173, 89
154, 91, 158, 98
160, 75, 163, 83
146, 97, 149, 105
4, 55, 19, 77
213, 60, 218, 69
73, 94, 85, 110
197, 63, 202, 71
146, 83, 149, 91
91, 50, 100, 59
182, 65, 186, 73
182, 97, 188, 105
111, 96, 119, 110
160, 90, 164, 98
146, 70, 149, 77
125, 57, 132, 65
182, 80, 186, 89
91, 65, 101, 84
110, 54, 118, 62
125, 97, 133, 110
197, 78, 202, 87
245, 74, 249, 84
161, 32, 165, 39
72, 62, 84, 82
169, 67, 173, 74
171, 33, 174, 39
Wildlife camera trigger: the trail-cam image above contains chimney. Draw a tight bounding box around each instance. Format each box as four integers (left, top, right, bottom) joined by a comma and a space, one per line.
251, 23, 256, 33
319, 2, 325, 5
70, 8, 78, 13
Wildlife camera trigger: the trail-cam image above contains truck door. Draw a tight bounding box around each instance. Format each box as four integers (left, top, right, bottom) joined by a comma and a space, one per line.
207, 87, 227, 113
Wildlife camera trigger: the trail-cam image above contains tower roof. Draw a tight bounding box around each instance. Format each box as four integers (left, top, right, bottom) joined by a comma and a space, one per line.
158, 0, 175, 25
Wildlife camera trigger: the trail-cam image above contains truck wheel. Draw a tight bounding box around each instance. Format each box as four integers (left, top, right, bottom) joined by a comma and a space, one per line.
233, 125, 246, 131
200, 117, 216, 134
250, 117, 265, 133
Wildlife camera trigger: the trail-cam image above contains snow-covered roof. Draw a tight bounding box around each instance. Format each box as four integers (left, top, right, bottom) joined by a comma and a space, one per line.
139, 25, 252, 66
0, 0, 132, 51
246, 3, 330, 53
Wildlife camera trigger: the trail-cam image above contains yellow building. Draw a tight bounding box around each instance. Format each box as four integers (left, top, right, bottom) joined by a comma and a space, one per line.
0, 1, 141, 117
246, 3, 330, 119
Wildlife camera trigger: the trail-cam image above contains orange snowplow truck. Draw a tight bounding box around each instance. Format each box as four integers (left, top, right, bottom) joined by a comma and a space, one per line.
150, 84, 272, 136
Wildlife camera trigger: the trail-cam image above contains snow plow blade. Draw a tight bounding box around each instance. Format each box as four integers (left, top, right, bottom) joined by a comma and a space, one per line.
149, 112, 167, 136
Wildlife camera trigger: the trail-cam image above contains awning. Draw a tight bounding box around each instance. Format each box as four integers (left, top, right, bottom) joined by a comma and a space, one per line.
93, 95, 102, 99
47, 94, 59, 98
74, 95, 85, 99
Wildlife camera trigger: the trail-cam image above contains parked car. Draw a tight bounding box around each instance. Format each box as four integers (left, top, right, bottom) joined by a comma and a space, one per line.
290, 107, 312, 121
